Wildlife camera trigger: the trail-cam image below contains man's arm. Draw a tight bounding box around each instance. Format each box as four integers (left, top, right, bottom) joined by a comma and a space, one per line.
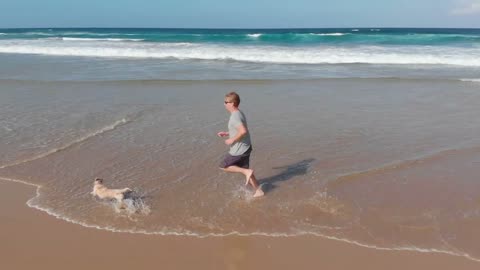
217, 131, 229, 137
225, 124, 248, 145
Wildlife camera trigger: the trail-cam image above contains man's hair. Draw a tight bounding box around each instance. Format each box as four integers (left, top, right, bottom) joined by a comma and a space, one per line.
225, 92, 240, 107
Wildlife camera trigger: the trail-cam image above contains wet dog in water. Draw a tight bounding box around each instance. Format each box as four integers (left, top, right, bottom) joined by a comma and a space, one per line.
91, 178, 132, 207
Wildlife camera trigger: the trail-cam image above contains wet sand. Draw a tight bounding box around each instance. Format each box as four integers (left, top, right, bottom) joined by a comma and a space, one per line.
1, 180, 478, 270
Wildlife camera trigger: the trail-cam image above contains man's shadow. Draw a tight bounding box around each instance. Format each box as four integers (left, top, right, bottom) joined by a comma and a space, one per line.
259, 158, 315, 193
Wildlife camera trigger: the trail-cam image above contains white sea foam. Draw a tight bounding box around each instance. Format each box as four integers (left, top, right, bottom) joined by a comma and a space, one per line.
20, 31, 137, 37
57, 32, 118, 36
23, 32, 56, 36
60, 37, 144, 42
247, 33, 262, 38
310, 33, 347, 36
460, 78, 480, 83
1, 39, 480, 67
113, 196, 151, 216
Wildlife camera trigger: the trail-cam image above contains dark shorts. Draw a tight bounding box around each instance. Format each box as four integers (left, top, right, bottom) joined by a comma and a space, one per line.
220, 147, 252, 169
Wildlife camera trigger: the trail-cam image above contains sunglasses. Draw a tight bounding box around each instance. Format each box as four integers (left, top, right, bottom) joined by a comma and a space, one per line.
224, 101, 233, 104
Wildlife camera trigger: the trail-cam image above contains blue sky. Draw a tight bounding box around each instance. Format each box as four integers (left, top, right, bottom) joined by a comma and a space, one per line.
1, 0, 479, 28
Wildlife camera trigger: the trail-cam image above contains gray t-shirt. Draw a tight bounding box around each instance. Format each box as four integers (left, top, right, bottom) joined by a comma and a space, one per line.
228, 110, 252, 156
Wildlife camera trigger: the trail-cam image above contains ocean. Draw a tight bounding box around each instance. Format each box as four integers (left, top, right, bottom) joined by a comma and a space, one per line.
1, 28, 480, 261
0, 28, 480, 80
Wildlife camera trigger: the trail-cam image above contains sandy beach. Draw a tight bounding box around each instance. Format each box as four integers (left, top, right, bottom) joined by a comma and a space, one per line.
1, 179, 479, 270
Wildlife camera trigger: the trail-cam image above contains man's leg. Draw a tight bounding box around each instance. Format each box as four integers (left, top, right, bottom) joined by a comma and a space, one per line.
221, 165, 253, 185
249, 174, 264, 197
221, 166, 264, 197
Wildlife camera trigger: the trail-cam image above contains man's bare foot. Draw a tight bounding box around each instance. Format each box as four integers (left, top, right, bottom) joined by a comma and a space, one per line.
245, 169, 254, 186
253, 186, 264, 197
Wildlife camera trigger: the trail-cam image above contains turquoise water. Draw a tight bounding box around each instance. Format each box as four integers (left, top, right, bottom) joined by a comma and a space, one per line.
1, 28, 480, 46
1, 28, 480, 81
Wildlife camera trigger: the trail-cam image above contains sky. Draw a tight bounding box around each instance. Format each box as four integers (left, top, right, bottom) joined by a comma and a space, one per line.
1, 0, 479, 28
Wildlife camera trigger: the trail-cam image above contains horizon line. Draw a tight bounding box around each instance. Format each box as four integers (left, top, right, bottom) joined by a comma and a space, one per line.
1, 26, 480, 30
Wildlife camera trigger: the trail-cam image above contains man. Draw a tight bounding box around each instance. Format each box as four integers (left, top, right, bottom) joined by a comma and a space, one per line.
218, 92, 264, 197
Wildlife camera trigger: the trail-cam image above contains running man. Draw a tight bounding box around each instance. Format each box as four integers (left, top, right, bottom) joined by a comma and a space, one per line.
218, 92, 264, 197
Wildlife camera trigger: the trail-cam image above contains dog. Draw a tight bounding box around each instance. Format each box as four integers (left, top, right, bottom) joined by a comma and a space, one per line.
91, 178, 132, 207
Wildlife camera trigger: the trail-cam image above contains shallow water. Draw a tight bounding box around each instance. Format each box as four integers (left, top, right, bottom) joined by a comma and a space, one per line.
1, 74, 480, 260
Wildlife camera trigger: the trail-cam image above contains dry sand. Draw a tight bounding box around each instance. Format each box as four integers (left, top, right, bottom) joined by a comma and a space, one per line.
1, 179, 478, 270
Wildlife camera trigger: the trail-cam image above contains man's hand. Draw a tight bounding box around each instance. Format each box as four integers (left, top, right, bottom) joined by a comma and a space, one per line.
225, 138, 235, 145
217, 131, 229, 137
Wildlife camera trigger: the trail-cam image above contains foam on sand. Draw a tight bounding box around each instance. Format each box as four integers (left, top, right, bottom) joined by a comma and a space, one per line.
0, 174, 478, 263
0, 118, 129, 170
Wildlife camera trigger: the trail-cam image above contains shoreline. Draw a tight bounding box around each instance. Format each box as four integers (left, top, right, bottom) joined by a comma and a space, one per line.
1, 179, 478, 270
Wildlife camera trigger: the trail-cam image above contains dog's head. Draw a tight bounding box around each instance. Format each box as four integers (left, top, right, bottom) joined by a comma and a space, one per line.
94, 178, 104, 185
